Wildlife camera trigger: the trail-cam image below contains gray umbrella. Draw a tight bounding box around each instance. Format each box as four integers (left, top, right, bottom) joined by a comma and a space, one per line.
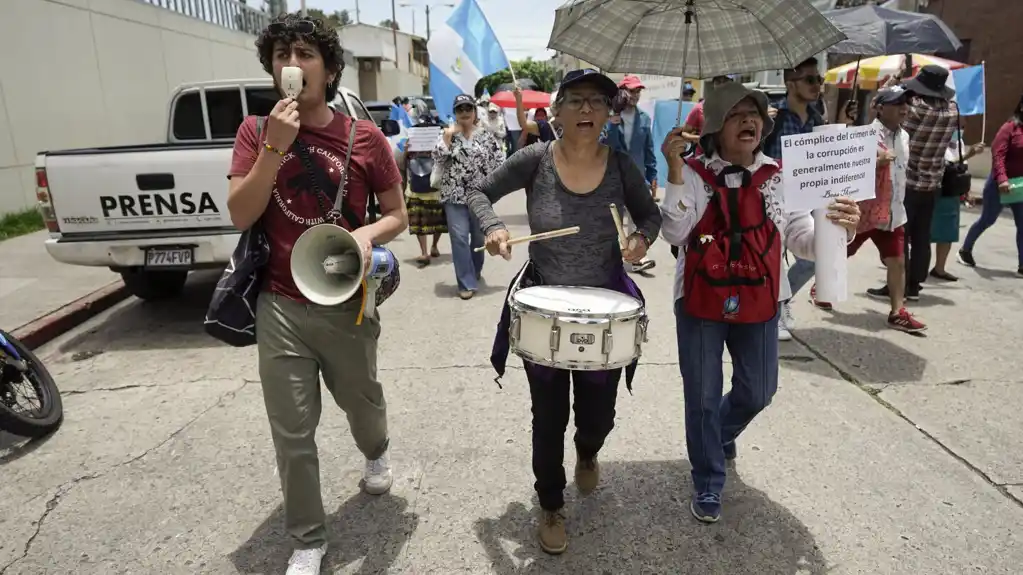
547, 0, 846, 121
824, 5, 962, 56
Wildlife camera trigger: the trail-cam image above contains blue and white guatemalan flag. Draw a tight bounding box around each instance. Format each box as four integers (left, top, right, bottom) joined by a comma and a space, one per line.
427, 0, 511, 122
949, 63, 986, 117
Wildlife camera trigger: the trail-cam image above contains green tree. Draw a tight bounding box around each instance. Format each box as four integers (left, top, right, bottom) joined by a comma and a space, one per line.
306, 8, 352, 27
380, 19, 400, 30
475, 58, 556, 97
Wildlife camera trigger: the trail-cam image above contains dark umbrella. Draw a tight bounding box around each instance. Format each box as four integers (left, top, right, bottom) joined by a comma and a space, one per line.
824, 5, 962, 56
823, 4, 962, 120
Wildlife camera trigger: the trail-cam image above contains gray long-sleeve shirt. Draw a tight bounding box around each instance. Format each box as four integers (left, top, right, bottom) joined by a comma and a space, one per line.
466, 142, 662, 287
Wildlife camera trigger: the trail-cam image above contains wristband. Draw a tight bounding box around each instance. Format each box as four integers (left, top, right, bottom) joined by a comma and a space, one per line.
632, 231, 653, 248
264, 142, 286, 156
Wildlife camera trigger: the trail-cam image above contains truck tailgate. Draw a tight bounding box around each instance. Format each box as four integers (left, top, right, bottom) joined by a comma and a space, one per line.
42, 145, 236, 235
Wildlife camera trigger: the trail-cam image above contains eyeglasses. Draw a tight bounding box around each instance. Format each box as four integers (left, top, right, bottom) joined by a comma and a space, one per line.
795, 75, 824, 86
560, 95, 610, 111
454, 105, 475, 113
268, 20, 315, 35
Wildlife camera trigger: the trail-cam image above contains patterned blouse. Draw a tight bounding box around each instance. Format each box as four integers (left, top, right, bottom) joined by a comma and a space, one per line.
432, 128, 504, 204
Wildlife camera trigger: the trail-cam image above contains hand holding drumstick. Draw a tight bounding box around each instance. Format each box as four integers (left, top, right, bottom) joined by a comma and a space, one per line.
480, 226, 581, 259
610, 203, 648, 264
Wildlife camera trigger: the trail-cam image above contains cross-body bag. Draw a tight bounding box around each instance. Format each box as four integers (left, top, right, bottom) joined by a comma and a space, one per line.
293, 118, 401, 313
942, 102, 972, 198
202, 117, 272, 347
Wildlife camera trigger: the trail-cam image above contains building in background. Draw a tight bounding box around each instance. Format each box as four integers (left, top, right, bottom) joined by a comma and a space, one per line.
338, 24, 429, 102
919, 0, 1023, 144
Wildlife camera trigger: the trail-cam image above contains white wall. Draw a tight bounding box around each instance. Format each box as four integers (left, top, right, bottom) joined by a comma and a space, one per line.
0, 0, 269, 215
378, 69, 425, 101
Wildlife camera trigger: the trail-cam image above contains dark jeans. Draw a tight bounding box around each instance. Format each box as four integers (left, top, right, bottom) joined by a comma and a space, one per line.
962, 174, 1023, 267
675, 299, 778, 496
904, 187, 937, 289
525, 361, 621, 511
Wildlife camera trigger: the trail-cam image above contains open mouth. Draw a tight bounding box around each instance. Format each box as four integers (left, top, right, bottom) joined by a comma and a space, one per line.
577, 120, 595, 128
738, 127, 756, 142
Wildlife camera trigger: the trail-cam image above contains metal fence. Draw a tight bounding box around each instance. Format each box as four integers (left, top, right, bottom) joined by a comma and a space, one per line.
140, 0, 271, 35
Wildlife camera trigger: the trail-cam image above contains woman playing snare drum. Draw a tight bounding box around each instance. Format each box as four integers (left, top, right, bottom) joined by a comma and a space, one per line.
660, 82, 860, 524
465, 69, 662, 555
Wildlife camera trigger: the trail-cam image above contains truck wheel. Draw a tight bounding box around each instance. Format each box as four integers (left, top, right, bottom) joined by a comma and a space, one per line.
119, 270, 188, 301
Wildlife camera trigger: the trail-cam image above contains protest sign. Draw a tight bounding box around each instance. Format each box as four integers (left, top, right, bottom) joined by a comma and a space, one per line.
407, 127, 443, 152
781, 125, 878, 213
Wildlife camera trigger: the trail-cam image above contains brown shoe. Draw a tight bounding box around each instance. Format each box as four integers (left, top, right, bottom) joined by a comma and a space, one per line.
538, 510, 567, 555
458, 290, 474, 300
575, 455, 600, 495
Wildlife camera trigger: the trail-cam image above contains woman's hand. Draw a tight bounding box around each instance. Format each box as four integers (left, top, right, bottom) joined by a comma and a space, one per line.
971, 142, 986, 155
661, 127, 688, 184
485, 228, 512, 260
443, 126, 458, 146
999, 180, 1012, 194
622, 233, 648, 263
826, 197, 861, 232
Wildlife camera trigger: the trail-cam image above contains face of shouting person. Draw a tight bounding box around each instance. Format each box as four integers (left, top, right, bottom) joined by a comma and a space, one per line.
717, 97, 765, 158
556, 84, 611, 142
259, 16, 344, 106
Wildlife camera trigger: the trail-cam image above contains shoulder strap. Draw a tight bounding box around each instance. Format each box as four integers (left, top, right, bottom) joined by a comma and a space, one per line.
526, 142, 552, 193
334, 118, 360, 211
749, 163, 780, 190
686, 157, 716, 187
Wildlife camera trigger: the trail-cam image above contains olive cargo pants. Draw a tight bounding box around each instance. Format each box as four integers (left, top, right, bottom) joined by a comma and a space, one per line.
256, 291, 389, 548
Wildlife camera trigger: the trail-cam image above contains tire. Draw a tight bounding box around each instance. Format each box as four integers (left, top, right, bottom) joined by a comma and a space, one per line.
120, 269, 188, 301
0, 330, 63, 438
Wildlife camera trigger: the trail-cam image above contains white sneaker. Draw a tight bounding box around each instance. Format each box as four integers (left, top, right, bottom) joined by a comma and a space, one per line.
286, 544, 326, 575
363, 450, 393, 495
778, 302, 795, 341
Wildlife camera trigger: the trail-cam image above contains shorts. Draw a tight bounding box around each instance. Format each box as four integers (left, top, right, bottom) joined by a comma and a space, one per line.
847, 226, 904, 260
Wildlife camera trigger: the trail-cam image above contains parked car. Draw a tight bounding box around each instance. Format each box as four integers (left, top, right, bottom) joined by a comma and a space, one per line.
34, 79, 397, 301
364, 100, 392, 126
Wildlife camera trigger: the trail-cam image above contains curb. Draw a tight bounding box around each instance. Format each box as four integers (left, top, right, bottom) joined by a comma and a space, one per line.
11, 281, 131, 350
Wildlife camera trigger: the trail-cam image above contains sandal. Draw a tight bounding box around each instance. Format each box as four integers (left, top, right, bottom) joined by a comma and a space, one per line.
415, 256, 431, 267
430, 247, 441, 258
929, 269, 958, 282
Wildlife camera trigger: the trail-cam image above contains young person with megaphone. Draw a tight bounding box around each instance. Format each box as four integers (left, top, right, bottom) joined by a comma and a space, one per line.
225, 13, 407, 575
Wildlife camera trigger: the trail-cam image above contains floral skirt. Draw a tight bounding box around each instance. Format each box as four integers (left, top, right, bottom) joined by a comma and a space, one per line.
407, 193, 447, 236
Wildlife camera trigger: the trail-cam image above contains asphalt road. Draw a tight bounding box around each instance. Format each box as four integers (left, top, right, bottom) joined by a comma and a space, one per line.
2, 194, 1022, 574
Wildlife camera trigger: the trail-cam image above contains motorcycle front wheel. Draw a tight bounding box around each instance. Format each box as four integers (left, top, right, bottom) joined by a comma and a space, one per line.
0, 330, 63, 438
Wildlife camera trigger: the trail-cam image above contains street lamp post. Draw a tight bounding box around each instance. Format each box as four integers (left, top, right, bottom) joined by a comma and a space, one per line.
425, 3, 455, 40
399, 3, 417, 35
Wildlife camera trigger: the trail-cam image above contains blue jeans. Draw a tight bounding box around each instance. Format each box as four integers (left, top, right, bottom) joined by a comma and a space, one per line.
444, 202, 485, 291
962, 175, 1023, 268
675, 299, 779, 495
786, 253, 816, 299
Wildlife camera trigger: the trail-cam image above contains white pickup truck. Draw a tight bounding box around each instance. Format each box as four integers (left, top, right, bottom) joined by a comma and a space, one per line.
34, 79, 382, 300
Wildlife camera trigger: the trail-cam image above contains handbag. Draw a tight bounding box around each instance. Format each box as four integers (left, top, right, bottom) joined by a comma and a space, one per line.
203, 117, 272, 347
294, 118, 401, 309
942, 104, 972, 198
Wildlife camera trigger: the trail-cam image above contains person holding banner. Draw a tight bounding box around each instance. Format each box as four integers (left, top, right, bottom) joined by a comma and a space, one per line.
959, 93, 1023, 274
659, 82, 860, 524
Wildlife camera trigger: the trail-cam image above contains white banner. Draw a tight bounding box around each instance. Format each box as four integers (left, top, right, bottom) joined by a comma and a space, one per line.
781, 124, 878, 212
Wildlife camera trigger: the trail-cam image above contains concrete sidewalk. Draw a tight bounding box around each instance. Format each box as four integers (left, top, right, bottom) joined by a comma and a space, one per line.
2, 193, 1022, 574
0, 231, 127, 342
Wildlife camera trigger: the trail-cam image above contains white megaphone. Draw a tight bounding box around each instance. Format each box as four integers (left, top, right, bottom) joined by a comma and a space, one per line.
291, 223, 397, 316
291, 223, 367, 307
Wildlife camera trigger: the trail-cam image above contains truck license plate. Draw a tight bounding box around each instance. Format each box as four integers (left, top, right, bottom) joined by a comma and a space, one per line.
145, 247, 193, 268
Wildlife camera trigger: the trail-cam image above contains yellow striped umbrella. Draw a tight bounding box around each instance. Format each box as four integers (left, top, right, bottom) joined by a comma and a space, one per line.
825, 54, 967, 90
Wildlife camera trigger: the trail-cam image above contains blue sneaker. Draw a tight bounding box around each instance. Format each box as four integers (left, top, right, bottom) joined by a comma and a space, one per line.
723, 441, 737, 461
691, 492, 722, 523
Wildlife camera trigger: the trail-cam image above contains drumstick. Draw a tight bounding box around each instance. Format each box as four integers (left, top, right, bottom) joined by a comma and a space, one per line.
609, 203, 628, 249
473, 226, 581, 252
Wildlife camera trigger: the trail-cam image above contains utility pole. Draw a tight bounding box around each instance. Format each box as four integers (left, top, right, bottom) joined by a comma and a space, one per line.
425, 3, 454, 41
299, 0, 306, 16
355, 0, 361, 23
391, 0, 400, 69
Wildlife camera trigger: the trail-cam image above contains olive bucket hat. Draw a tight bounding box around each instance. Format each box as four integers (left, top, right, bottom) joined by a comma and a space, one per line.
699, 82, 776, 156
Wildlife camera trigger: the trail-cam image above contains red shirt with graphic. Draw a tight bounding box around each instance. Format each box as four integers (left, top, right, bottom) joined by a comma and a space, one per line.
229, 112, 402, 301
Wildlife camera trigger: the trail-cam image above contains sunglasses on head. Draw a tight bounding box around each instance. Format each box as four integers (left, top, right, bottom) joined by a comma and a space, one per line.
268, 20, 315, 35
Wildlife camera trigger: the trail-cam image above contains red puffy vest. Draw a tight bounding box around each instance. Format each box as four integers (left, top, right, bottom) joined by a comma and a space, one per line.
682, 159, 782, 324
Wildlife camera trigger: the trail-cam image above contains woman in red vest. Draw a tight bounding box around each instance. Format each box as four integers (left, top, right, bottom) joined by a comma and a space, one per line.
659, 83, 861, 523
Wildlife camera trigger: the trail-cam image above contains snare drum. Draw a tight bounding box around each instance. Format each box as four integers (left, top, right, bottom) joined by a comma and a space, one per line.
509, 285, 648, 371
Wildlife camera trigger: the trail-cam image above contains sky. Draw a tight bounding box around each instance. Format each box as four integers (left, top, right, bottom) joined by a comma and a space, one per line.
305, 0, 557, 61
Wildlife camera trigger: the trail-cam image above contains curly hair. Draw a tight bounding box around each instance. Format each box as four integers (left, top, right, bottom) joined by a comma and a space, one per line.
255, 13, 346, 103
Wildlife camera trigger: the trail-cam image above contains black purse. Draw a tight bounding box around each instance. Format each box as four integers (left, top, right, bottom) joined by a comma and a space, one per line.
942, 103, 971, 198
203, 117, 272, 347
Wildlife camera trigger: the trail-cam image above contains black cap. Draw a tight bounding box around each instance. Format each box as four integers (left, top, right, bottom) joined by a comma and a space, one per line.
453, 94, 475, 109
874, 85, 910, 107
558, 69, 618, 101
